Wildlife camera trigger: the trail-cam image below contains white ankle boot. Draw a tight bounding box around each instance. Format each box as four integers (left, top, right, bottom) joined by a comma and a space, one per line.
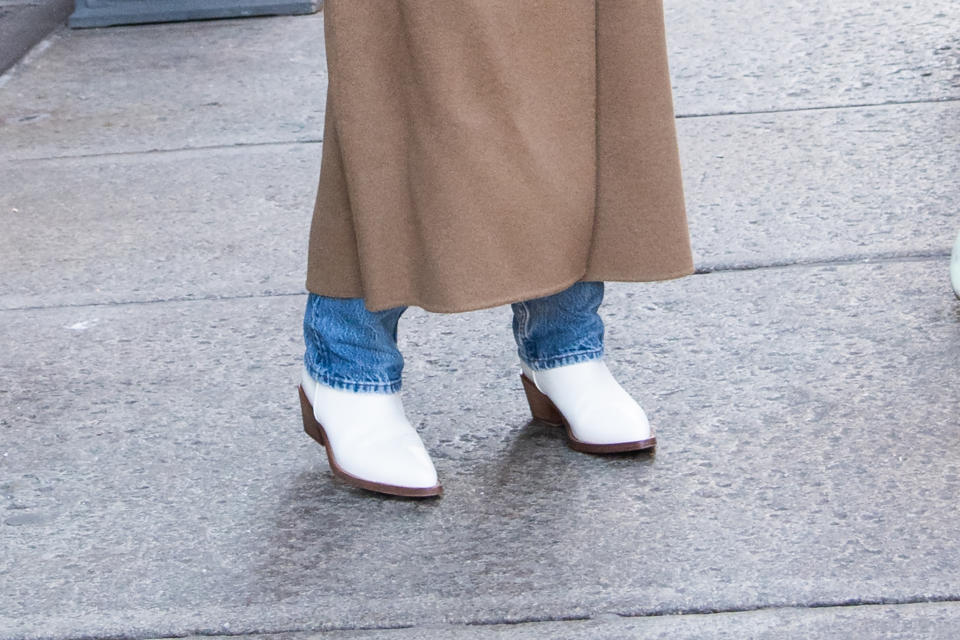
951, 228, 960, 300
298, 367, 442, 497
519, 358, 656, 453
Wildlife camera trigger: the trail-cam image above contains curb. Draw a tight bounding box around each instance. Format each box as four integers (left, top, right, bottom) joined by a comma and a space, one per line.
0, 0, 73, 75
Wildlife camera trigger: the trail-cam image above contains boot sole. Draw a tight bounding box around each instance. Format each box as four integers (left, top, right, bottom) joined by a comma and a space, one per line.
520, 373, 657, 454
298, 385, 443, 498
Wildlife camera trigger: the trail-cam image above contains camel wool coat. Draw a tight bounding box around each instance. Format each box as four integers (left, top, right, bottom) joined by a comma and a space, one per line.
306, 0, 694, 313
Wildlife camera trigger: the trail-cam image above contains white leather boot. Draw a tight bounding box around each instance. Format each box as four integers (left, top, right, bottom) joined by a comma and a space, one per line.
951, 228, 960, 300
519, 358, 656, 453
298, 367, 442, 497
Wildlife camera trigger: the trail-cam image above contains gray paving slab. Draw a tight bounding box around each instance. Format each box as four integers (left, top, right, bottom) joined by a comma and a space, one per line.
679, 100, 960, 271
0, 143, 319, 310
0, 12, 329, 160
2, 258, 958, 639
164, 602, 960, 639
665, 0, 960, 115
2, 101, 957, 310
1, 1, 958, 159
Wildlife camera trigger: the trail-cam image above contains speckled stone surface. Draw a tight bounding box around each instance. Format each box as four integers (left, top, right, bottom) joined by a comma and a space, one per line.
0, 12, 329, 160
0, 143, 318, 310
1, 0, 957, 312
2, 259, 958, 638
2, 101, 957, 310
2, 1, 959, 638
665, 0, 960, 114
1, 1, 958, 159
680, 100, 960, 270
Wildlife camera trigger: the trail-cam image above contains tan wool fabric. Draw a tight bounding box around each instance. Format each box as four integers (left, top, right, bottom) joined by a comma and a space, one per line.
306, 0, 694, 313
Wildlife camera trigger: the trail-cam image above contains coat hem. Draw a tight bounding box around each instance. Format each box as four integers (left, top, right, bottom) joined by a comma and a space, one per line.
305, 263, 696, 315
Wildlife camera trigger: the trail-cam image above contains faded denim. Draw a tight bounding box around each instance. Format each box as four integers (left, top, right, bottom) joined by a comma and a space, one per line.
303, 281, 605, 393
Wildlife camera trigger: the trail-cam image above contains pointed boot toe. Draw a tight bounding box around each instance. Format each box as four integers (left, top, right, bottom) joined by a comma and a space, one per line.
336, 434, 440, 492
299, 367, 442, 498
519, 359, 656, 453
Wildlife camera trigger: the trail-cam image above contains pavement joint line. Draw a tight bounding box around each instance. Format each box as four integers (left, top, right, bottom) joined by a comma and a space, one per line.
2, 138, 325, 165
676, 95, 960, 119
2, 96, 957, 165
36, 596, 960, 640
0, 252, 950, 314
450, 596, 960, 630
693, 250, 951, 274
0, 289, 308, 313
609, 594, 960, 620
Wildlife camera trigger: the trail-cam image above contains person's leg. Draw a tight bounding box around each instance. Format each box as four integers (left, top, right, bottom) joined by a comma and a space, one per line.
511, 281, 655, 451
303, 292, 407, 393
511, 281, 605, 371
299, 293, 440, 496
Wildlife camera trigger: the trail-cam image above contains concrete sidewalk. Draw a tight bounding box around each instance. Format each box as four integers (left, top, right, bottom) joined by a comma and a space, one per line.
1, 3, 959, 638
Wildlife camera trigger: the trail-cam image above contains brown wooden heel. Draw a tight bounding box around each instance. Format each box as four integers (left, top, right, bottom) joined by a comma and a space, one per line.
298, 385, 325, 446
520, 373, 564, 426
518, 373, 657, 454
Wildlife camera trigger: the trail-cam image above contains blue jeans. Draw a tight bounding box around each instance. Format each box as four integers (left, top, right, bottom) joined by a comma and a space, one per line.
303, 281, 605, 393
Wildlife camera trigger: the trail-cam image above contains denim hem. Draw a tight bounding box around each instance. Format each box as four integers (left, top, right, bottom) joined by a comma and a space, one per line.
304, 361, 402, 394
522, 347, 604, 371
